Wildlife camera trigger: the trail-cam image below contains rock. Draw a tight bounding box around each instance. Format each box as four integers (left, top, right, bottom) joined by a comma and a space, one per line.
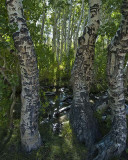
52, 123, 62, 134
102, 116, 107, 120
60, 115, 69, 123
61, 96, 73, 102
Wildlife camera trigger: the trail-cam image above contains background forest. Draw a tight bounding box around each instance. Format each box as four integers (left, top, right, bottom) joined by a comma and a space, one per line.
0, 0, 128, 159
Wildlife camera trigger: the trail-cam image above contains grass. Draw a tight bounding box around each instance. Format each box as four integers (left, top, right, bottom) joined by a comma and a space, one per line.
0, 120, 87, 160
1, 107, 128, 160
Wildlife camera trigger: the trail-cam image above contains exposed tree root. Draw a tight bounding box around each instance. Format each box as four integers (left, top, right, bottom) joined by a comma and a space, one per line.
70, 99, 101, 149
88, 116, 127, 160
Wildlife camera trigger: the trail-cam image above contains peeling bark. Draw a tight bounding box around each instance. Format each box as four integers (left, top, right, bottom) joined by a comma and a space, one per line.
6, 0, 41, 152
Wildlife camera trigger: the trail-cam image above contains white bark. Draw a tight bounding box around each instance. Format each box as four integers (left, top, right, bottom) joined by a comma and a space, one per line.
56, 13, 60, 64
6, 0, 41, 152
74, 0, 85, 51
89, 0, 128, 159
60, 10, 66, 63
70, 0, 101, 148
41, 1, 47, 41
64, 16, 67, 53
67, 0, 73, 55
52, 9, 57, 53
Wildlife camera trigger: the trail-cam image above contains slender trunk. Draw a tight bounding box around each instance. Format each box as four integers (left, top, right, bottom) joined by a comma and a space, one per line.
56, 13, 61, 86
67, 0, 72, 55
74, 0, 85, 51
65, 0, 73, 73
69, 13, 75, 50
60, 10, 65, 63
72, 7, 77, 54
70, 0, 101, 148
6, 0, 41, 152
41, 2, 46, 41
81, 3, 87, 34
82, 17, 87, 34
56, 13, 60, 65
52, 9, 57, 53
64, 11, 67, 53
10, 87, 16, 129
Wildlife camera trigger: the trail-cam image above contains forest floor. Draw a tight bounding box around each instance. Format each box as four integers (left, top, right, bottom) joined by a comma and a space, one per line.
0, 86, 128, 160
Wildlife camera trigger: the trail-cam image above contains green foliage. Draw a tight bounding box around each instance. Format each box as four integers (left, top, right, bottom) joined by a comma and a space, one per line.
0, 120, 87, 160
0, 0, 9, 35
100, 0, 122, 38
0, 0, 20, 143
94, 110, 112, 136
39, 121, 87, 160
36, 44, 56, 83
92, 36, 108, 93
0, 0, 127, 159
61, 48, 75, 79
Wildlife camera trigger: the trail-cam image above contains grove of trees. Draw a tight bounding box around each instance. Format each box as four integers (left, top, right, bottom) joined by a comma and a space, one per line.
0, 0, 128, 160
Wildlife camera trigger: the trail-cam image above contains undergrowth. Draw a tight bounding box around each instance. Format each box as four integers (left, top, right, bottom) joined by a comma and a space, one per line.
0, 120, 87, 160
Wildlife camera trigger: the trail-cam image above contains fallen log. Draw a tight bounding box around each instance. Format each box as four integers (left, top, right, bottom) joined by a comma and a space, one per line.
53, 105, 71, 118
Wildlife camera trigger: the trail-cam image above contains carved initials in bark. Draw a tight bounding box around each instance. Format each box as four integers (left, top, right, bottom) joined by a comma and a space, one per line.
70, 0, 101, 148
70, 0, 128, 159
6, 0, 41, 152
88, 0, 128, 159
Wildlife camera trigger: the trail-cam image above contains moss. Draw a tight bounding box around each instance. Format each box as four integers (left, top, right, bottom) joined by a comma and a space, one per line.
1, 102, 128, 160
0, 120, 87, 160
94, 110, 112, 136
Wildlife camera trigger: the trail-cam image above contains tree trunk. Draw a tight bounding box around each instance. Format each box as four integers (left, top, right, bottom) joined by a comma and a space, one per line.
64, 14, 67, 54
82, 5, 87, 34
70, 13, 75, 52
6, 0, 41, 152
89, 51, 127, 160
52, 9, 57, 53
41, 1, 47, 41
88, 0, 128, 159
56, 12, 60, 65
70, 0, 101, 148
60, 10, 65, 63
74, 0, 85, 51
67, 0, 72, 55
